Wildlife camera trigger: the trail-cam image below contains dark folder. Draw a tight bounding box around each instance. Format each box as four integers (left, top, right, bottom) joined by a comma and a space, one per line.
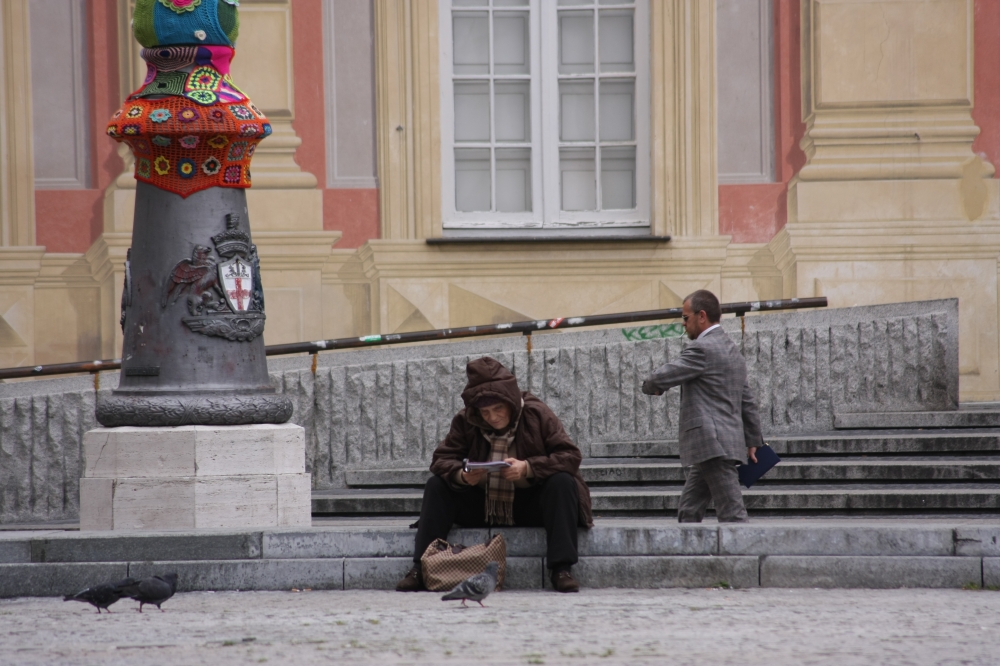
737, 444, 780, 488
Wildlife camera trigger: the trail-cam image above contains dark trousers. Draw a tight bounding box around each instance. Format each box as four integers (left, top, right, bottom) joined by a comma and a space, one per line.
677, 456, 749, 523
413, 472, 580, 569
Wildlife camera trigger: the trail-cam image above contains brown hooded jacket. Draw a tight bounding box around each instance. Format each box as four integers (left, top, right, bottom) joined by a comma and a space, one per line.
429, 357, 594, 527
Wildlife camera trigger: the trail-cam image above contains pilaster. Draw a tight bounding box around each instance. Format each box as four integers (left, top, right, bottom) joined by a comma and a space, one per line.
782, 0, 1000, 401
650, 0, 718, 238
0, 0, 36, 247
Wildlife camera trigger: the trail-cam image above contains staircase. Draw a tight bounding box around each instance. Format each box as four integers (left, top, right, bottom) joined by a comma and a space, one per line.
312, 414, 1000, 517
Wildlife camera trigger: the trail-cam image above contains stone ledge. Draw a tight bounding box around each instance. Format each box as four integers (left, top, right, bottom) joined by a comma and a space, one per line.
835, 411, 1000, 430
984, 558, 1000, 588
570, 556, 760, 589
760, 556, 983, 589
129, 559, 345, 592
0, 563, 129, 598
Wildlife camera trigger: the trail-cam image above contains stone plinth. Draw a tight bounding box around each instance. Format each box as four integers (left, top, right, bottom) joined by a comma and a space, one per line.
79, 424, 310, 531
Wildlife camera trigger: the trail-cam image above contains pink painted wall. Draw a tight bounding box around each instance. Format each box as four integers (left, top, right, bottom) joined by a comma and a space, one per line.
973, 0, 1000, 176
718, 0, 806, 244
291, 0, 379, 249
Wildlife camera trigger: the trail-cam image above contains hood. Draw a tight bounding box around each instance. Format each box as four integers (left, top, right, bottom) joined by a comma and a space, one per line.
461, 357, 523, 431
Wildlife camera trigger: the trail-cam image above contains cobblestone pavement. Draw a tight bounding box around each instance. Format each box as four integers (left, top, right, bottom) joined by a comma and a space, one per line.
2, 588, 998, 665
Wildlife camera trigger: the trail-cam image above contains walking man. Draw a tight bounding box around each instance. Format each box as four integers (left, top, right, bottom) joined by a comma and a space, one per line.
641, 290, 764, 522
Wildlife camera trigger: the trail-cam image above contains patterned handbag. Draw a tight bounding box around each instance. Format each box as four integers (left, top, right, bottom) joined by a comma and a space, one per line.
420, 533, 507, 592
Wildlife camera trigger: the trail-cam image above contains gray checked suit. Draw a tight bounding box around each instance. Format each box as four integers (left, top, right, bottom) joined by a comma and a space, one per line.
645, 326, 765, 522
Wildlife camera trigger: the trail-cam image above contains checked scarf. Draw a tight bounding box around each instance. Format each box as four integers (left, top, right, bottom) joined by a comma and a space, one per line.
482, 404, 523, 525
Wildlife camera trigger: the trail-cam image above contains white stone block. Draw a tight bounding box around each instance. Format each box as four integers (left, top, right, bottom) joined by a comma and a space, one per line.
194, 475, 279, 529
112, 478, 197, 530
80, 424, 311, 530
277, 474, 313, 527
79, 478, 113, 530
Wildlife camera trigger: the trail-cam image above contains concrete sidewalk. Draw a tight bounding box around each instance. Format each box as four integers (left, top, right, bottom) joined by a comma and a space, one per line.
1, 517, 998, 596
2, 588, 999, 665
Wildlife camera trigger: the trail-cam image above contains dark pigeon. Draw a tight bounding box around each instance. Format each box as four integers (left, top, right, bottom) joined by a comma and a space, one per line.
441, 561, 499, 608
63, 577, 137, 613
119, 573, 178, 612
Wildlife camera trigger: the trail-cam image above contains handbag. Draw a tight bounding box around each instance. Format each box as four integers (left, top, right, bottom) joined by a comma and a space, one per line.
420, 533, 507, 592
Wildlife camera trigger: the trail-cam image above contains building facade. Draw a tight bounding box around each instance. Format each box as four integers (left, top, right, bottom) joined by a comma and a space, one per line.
1, 0, 999, 401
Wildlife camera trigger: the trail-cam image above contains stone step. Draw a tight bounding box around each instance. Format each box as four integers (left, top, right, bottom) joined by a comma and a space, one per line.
311, 483, 1000, 515
1, 519, 997, 595
835, 411, 1000, 429
345, 457, 1000, 487
590, 431, 1000, 458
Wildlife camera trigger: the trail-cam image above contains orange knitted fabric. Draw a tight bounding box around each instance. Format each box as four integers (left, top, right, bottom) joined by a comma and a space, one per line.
107, 58, 269, 198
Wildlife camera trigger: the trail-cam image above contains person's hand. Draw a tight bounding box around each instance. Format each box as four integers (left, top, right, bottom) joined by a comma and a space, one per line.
747, 447, 758, 464
500, 458, 528, 481
461, 468, 487, 486
641, 379, 663, 396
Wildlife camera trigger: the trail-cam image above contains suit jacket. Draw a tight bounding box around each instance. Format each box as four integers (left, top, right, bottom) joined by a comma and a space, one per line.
646, 326, 765, 467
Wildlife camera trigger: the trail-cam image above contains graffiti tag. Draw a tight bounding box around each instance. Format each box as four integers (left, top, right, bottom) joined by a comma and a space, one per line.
621, 323, 685, 341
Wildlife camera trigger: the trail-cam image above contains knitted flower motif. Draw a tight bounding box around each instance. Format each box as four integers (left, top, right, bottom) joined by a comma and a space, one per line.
227, 141, 248, 161
187, 67, 221, 91
186, 90, 218, 105
112, 110, 123, 120
202, 156, 222, 176
249, 103, 265, 118
229, 105, 255, 121
247, 144, 256, 159
126, 106, 144, 118
152, 135, 171, 147
132, 138, 151, 155
239, 124, 260, 138
178, 158, 196, 179
154, 156, 170, 176
208, 109, 226, 123
107, 125, 120, 138
122, 124, 142, 136
178, 108, 200, 124
244, 166, 251, 184
223, 165, 242, 184
137, 158, 152, 179
158, 0, 201, 13
179, 135, 199, 149
149, 109, 171, 123
262, 123, 272, 138
207, 135, 229, 149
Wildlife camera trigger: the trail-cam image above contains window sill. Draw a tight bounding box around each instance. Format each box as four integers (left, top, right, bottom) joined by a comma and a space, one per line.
426, 234, 671, 245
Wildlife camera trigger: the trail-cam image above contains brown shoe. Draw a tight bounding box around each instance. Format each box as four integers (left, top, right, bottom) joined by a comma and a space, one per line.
396, 566, 425, 592
551, 569, 580, 593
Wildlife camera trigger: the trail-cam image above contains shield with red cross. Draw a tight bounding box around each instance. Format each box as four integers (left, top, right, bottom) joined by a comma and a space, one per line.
218, 255, 254, 313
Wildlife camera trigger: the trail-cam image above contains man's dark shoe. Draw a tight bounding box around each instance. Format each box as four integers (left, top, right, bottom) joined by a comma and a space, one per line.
551, 568, 580, 593
396, 566, 425, 592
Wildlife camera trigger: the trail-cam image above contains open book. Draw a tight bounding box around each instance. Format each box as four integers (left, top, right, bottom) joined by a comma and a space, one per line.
462, 459, 512, 473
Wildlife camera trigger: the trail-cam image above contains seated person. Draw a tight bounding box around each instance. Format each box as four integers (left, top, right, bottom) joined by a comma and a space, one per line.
396, 356, 593, 593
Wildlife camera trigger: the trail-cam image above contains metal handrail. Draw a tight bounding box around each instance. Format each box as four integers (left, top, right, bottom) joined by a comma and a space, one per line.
0, 297, 827, 381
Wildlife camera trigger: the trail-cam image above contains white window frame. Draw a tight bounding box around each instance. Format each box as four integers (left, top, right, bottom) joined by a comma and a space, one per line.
439, 0, 650, 232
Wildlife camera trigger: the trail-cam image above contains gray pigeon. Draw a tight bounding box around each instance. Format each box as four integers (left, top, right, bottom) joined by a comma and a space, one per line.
63, 577, 137, 613
441, 561, 499, 608
119, 573, 178, 612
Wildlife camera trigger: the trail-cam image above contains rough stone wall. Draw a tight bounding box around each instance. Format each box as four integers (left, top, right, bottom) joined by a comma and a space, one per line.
0, 299, 958, 524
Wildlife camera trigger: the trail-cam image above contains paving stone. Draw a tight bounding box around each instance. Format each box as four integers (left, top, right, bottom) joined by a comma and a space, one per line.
761, 556, 982, 589
984, 558, 1000, 588
128, 559, 345, 592
954, 526, 1000, 556
0, 563, 128, 598
29, 532, 263, 563
720, 525, 955, 556
572, 556, 759, 589
263, 527, 487, 559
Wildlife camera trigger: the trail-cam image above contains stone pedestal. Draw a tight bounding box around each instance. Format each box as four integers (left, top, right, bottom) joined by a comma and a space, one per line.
80, 424, 311, 530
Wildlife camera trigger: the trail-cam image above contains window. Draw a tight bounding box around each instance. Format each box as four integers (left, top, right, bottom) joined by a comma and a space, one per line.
440, 0, 649, 233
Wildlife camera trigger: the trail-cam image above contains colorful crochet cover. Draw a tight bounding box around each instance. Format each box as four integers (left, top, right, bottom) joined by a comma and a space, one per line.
107, 44, 269, 198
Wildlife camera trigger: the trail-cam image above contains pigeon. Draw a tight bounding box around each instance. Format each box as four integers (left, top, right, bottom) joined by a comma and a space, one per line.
119, 573, 178, 613
63, 577, 137, 613
441, 561, 499, 608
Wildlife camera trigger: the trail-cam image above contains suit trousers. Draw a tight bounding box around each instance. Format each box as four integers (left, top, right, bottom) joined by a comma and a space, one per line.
677, 456, 749, 523
413, 472, 580, 569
